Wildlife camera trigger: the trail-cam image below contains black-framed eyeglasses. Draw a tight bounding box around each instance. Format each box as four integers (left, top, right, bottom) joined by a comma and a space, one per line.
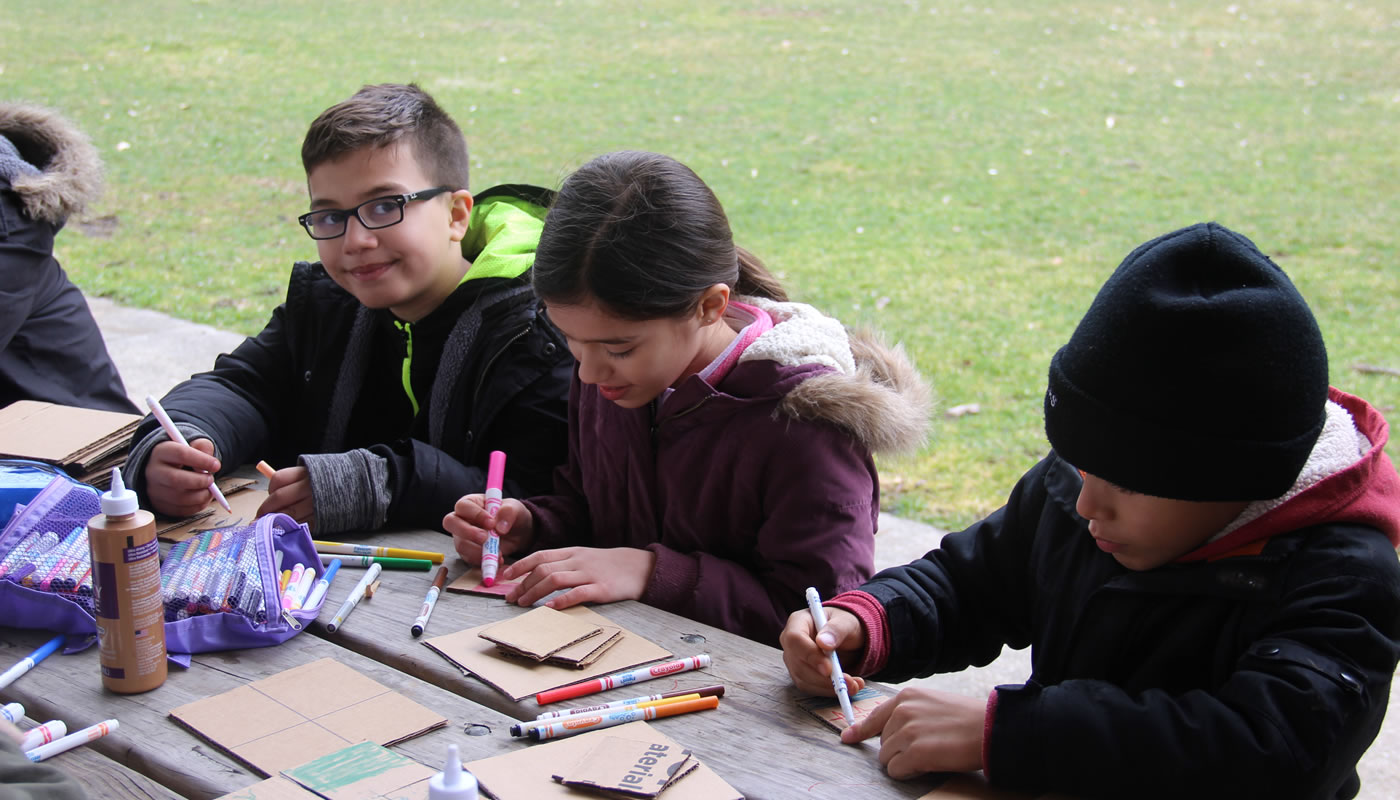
297, 186, 453, 240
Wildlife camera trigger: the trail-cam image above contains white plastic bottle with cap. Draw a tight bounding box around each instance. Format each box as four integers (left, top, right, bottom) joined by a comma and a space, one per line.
429, 743, 478, 800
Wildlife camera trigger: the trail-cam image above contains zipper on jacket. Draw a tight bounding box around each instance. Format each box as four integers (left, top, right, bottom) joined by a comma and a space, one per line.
393, 320, 420, 417
471, 324, 532, 412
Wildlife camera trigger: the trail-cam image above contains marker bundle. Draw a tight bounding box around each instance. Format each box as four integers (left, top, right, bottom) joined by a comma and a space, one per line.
161, 525, 267, 624
0, 472, 101, 620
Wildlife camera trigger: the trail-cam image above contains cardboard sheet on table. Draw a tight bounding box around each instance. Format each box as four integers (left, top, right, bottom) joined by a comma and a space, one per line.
479, 606, 603, 661
466, 721, 741, 800
554, 735, 698, 798
446, 565, 521, 596
0, 400, 139, 467
157, 480, 265, 542
168, 657, 446, 777
214, 741, 436, 800
422, 606, 672, 702
796, 685, 892, 732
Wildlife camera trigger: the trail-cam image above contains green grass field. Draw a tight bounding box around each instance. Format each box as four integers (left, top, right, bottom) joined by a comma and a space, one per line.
5, 1, 1397, 529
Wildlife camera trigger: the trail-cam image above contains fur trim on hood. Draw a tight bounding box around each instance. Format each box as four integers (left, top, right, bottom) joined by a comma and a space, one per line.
736, 296, 933, 455
0, 102, 104, 223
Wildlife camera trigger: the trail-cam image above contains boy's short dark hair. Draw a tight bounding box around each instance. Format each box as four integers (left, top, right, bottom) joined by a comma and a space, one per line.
301, 83, 470, 190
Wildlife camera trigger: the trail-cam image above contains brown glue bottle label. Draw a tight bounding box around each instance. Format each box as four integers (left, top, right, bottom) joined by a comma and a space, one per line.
90, 516, 167, 693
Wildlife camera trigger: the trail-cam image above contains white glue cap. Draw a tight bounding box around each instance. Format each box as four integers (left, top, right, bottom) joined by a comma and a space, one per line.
429, 743, 478, 800
100, 467, 140, 516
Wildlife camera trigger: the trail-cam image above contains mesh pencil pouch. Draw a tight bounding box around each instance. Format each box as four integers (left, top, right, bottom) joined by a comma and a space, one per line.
160, 512, 325, 655
0, 468, 103, 637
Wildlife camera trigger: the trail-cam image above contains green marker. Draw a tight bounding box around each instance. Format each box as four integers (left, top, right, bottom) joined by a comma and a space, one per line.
323, 555, 433, 571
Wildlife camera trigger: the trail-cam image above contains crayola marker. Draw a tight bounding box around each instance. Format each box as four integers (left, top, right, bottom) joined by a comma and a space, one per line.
481, 450, 507, 587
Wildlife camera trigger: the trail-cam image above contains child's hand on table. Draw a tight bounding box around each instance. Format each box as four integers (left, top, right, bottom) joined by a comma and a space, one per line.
444, 494, 535, 565
500, 546, 656, 609
840, 687, 986, 778
780, 604, 867, 697
145, 438, 222, 517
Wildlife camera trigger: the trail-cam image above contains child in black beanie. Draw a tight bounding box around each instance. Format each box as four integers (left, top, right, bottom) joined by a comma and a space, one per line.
782, 222, 1400, 799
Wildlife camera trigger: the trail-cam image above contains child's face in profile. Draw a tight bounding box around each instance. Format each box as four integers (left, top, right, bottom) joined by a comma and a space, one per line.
1075, 471, 1250, 570
544, 297, 728, 409
305, 141, 470, 322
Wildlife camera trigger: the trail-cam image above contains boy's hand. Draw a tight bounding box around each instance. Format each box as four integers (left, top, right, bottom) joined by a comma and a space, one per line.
258, 466, 315, 529
501, 546, 656, 609
144, 438, 222, 517
840, 687, 986, 778
781, 605, 867, 696
443, 494, 535, 565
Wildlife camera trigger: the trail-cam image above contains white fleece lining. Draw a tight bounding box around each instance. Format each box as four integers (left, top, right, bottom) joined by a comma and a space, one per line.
1212, 400, 1372, 540
738, 296, 856, 374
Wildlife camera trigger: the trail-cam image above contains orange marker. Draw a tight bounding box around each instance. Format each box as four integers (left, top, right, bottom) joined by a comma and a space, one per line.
511, 693, 703, 736
256, 460, 276, 479
527, 695, 719, 741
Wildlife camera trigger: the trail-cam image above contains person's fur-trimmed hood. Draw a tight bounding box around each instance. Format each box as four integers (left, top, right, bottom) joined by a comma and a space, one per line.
737, 296, 933, 456
0, 102, 103, 224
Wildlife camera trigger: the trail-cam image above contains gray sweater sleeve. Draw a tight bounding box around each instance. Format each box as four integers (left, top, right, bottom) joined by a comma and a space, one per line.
299, 448, 390, 534
0, 735, 88, 800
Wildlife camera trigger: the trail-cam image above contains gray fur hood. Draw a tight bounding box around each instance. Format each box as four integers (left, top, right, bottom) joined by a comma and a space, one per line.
0, 102, 103, 224
737, 296, 934, 456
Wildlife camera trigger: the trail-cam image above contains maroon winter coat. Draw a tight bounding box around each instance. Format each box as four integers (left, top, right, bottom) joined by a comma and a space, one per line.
524, 299, 931, 644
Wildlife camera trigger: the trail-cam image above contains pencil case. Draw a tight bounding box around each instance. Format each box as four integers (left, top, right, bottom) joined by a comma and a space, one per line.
0, 471, 323, 655
160, 512, 325, 654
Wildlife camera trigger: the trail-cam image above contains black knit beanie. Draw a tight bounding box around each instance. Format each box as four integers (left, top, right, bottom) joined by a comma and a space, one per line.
1044, 222, 1329, 501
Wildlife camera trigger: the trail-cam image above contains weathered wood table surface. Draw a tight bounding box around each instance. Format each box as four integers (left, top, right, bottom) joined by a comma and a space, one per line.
0, 518, 1038, 800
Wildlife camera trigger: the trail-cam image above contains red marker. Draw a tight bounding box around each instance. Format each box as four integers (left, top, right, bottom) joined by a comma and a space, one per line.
536, 654, 712, 705
481, 450, 506, 587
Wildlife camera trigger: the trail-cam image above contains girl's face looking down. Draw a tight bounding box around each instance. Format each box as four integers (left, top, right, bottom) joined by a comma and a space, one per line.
545, 286, 736, 409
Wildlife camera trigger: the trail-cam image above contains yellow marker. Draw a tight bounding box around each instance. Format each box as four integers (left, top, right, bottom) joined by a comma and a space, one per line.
279, 569, 292, 596
312, 541, 444, 564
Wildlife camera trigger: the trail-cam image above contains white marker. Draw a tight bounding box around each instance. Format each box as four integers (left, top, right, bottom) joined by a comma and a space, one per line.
26, 719, 118, 762
20, 720, 67, 751
805, 587, 855, 727
1, 702, 23, 724
325, 562, 381, 633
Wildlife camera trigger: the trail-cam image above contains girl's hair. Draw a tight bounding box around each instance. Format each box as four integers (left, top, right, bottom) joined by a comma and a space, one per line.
533, 150, 786, 320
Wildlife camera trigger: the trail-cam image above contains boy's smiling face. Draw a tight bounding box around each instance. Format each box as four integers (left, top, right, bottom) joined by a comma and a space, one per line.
1075, 471, 1250, 570
306, 141, 472, 322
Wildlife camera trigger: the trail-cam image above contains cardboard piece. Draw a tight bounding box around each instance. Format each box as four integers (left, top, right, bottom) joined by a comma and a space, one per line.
168, 657, 447, 777
214, 742, 436, 800
0, 400, 140, 487
796, 686, 892, 732
446, 565, 521, 597
546, 626, 622, 669
466, 721, 741, 800
553, 735, 697, 798
479, 606, 603, 661
157, 481, 266, 542
423, 606, 673, 702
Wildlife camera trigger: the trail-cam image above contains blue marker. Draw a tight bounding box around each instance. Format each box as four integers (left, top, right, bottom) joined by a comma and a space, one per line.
303, 558, 341, 611
0, 634, 64, 691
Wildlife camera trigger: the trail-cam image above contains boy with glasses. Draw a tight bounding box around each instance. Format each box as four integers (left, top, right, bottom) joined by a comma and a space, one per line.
782, 222, 1400, 798
127, 83, 572, 534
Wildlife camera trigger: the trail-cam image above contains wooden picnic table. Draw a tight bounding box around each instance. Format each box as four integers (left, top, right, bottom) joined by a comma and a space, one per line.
0, 512, 1038, 800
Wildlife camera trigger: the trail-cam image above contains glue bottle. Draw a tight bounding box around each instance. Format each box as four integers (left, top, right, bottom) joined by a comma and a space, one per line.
88, 466, 167, 693
429, 743, 479, 800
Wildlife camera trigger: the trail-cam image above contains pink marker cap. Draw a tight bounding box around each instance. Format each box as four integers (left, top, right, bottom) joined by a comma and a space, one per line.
486, 451, 507, 494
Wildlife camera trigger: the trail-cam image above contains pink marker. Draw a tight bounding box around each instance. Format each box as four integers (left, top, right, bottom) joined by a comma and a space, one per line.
281, 563, 305, 610
481, 450, 507, 587
536, 654, 712, 705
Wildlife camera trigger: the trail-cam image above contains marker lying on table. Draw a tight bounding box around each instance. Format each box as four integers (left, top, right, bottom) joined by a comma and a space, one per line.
529, 695, 719, 741
303, 558, 341, 610
19, 720, 67, 751
511, 693, 703, 736
536, 654, 712, 705
0, 633, 64, 691
145, 395, 231, 513
533, 684, 726, 721
481, 450, 507, 586
312, 541, 444, 563
805, 587, 855, 727
325, 562, 382, 633
411, 565, 449, 637
25, 719, 118, 762
1, 702, 23, 724
324, 555, 432, 571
